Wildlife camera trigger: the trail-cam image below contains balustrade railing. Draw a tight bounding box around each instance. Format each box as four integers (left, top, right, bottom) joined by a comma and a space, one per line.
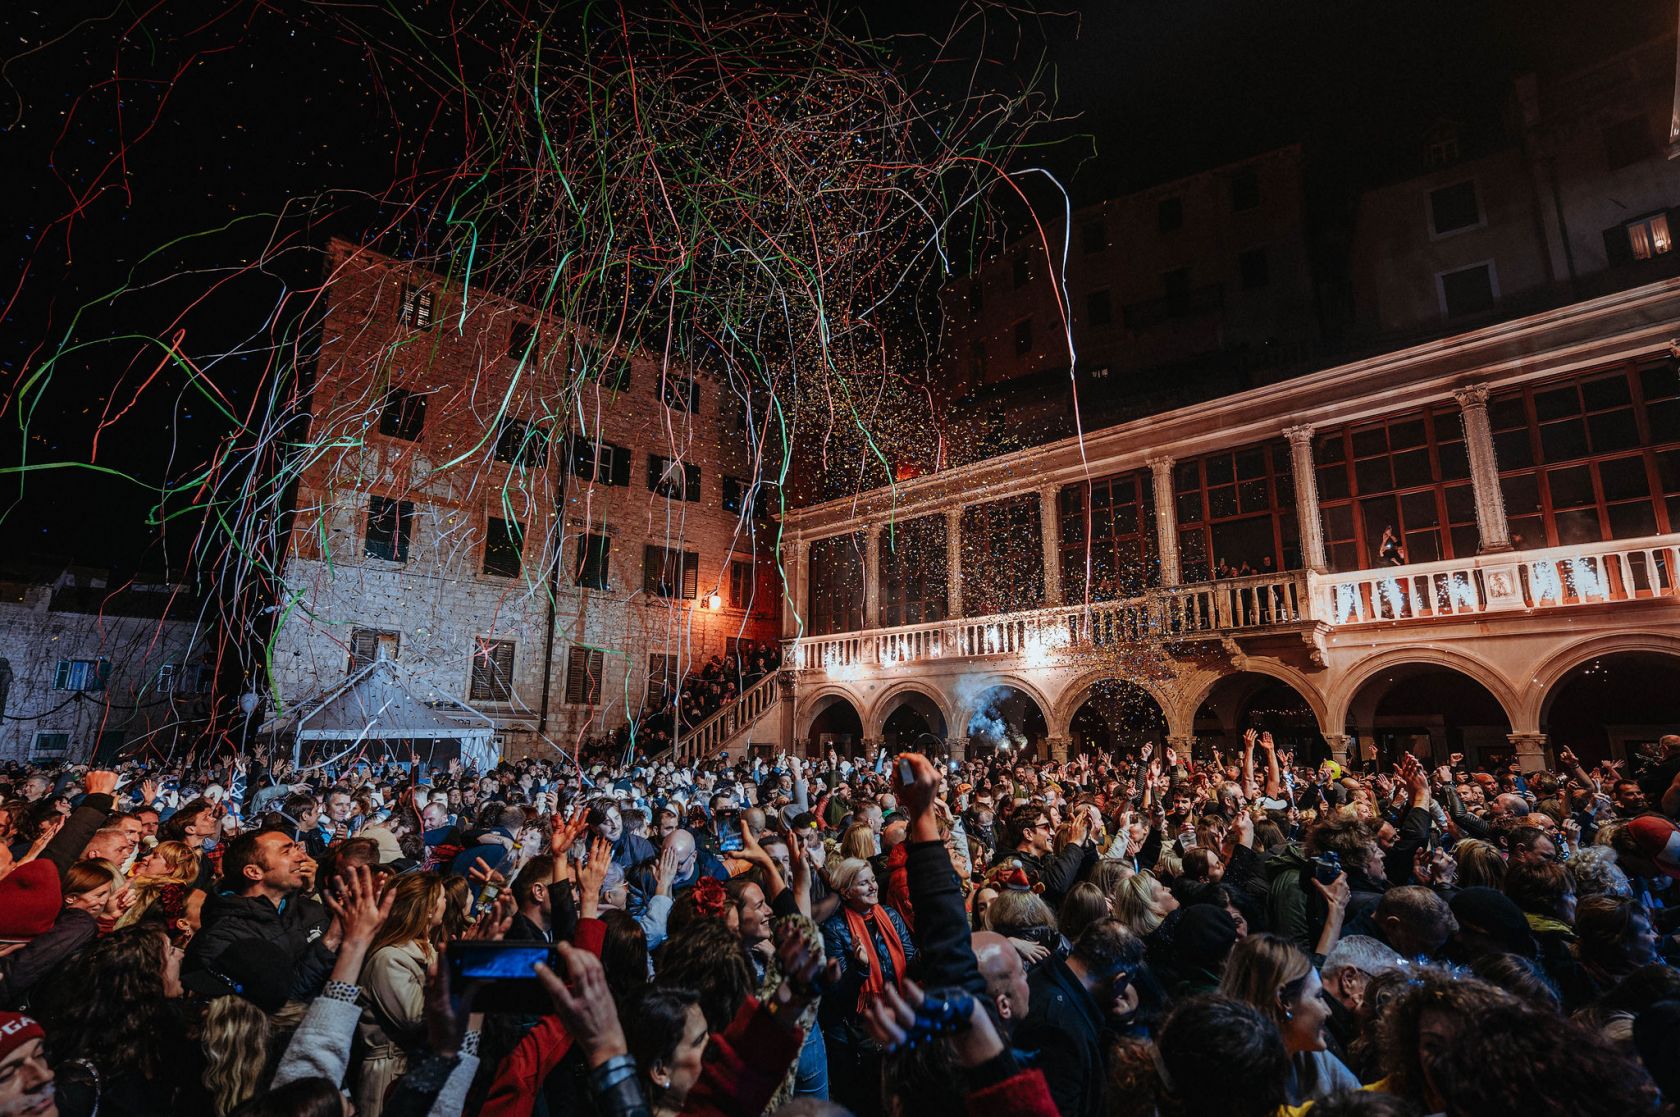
668, 669, 784, 765
1311, 533, 1680, 624
788, 571, 1308, 671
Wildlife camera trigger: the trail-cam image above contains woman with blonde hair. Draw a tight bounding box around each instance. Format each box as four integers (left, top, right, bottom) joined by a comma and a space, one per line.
356, 872, 447, 1117
840, 822, 875, 861
1219, 932, 1360, 1104
1111, 870, 1179, 937
818, 857, 917, 1116
114, 841, 200, 931
1452, 838, 1506, 891
200, 994, 270, 1116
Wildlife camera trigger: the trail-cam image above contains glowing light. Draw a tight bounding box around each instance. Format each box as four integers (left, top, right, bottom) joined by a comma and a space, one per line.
706, 593, 723, 611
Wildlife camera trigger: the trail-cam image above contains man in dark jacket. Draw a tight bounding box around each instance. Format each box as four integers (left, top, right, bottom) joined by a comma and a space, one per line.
990, 804, 1093, 907
186, 829, 339, 1002
1017, 919, 1143, 1117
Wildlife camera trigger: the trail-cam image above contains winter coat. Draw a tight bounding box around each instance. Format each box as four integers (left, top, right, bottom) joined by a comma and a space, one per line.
185, 890, 335, 1001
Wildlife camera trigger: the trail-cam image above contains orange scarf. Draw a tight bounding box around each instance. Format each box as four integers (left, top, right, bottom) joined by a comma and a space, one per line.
843, 903, 909, 1012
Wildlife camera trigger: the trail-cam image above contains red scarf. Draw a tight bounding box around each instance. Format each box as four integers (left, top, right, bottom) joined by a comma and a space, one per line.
843, 903, 909, 1012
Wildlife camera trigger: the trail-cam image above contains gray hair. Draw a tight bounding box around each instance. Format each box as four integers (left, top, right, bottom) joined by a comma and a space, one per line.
1321, 934, 1404, 978
1568, 845, 1633, 900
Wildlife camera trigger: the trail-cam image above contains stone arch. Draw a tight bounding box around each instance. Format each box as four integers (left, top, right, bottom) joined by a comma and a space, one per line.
793, 686, 868, 742
1523, 631, 1680, 732
1327, 646, 1522, 733
952, 673, 1056, 736
866, 682, 953, 741
1050, 668, 1184, 739
1182, 660, 1332, 736
1189, 667, 1332, 761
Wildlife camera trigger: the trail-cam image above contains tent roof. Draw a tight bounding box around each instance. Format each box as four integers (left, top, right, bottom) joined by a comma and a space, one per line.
270, 658, 496, 742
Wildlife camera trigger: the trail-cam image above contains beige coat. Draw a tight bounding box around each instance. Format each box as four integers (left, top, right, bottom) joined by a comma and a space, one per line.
355, 941, 431, 1117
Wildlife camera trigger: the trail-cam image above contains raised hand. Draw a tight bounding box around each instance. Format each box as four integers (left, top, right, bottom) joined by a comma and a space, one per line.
1259, 732, 1275, 752
325, 865, 395, 946
1243, 728, 1258, 750
863, 979, 1005, 1068
1311, 871, 1352, 913
84, 769, 119, 796
550, 808, 589, 857
536, 944, 628, 1067
464, 891, 517, 941
468, 858, 508, 893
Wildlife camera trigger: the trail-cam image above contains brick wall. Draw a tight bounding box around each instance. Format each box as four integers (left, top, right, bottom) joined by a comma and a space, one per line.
271, 241, 779, 759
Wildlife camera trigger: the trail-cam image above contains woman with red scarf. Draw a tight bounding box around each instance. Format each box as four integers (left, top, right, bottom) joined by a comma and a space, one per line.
819, 856, 918, 1117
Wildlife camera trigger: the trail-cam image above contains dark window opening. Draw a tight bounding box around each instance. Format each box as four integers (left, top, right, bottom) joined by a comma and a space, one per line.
378, 389, 427, 441
483, 517, 524, 577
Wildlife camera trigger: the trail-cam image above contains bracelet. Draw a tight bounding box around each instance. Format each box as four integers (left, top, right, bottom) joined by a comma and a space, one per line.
590, 1053, 639, 1093
461, 1030, 482, 1057
322, 980, 361, 1004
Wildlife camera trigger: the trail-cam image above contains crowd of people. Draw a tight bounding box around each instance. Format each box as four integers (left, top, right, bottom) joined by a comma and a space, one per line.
1, 726, 1678, 1117
625, 643, 784, 758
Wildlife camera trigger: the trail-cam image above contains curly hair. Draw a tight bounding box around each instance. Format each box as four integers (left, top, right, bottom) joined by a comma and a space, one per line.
37, 925, 174, 1079
1568, 845, 1632, 900
201, 995, 271, 1116
1374, 968, 1518, 1107
1307, 813, 1379, 863
655, 918, 755, 1032
1426, 1000, 1659, 1116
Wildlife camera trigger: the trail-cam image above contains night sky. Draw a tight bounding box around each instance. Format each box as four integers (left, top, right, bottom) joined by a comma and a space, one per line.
0, 0, 1642, 576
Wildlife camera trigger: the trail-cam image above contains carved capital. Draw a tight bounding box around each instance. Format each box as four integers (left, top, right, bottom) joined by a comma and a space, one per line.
1146, 455, 1175, 475
1452, 383, 1492, 410
1282, 424, 1315, 445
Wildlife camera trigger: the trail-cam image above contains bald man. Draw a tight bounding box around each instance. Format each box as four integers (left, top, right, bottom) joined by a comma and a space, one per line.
972, 930, 1030, 1029
659, 825, 729, 893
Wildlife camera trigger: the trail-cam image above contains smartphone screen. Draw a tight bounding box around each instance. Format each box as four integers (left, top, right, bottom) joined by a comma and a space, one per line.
446, 942, 555, 1013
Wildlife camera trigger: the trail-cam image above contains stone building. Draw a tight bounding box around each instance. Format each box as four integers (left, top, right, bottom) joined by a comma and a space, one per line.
269, 240, 779, 762
775, 279, 1680, 773
0, 565, 210, 762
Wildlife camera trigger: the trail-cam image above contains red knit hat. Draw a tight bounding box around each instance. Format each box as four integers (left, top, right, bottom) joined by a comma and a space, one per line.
0, 1012, 44, 1062
1623, 816, 1680, 880
0, 861, 61, 939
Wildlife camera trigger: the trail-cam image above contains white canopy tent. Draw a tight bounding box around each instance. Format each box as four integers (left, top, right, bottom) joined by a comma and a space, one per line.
266, 658, 499, 772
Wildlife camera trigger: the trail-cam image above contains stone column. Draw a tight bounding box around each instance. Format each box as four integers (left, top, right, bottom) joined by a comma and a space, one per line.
1507, 731, 1550, 773
1453, 385, 1513, 554
1323, 733, 1353, 767
1039, 485, 1062, 607
864, 524, 882, 629
949, 737, 969, 763
782, 536, 807, 642
945, 507, 964, 619
1283, 425, 1328, 571
1148, 457, 1181, 586
1047, 736, 1070, 763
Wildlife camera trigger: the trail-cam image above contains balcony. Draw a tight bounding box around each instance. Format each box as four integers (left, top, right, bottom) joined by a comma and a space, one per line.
789, 569, 1312, 674
787, 533, 1680, 673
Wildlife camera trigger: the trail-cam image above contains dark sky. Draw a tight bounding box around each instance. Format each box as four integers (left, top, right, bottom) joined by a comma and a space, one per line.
0, 0, 1649, 575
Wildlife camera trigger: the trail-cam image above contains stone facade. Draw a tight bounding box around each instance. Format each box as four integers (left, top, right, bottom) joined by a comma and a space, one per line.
0, 568, 209, 763
780, 278, 1680, 772
270, 240, 777, 761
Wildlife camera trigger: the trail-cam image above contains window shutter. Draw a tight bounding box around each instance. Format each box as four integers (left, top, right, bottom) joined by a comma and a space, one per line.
566, 646, 603, 705
607, 444, 629, 487
682, 552, 700, 599
350, 629, 378, 672
644, 544, 663, 595
53, 660, 68, 690
684, 463, 701, 501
